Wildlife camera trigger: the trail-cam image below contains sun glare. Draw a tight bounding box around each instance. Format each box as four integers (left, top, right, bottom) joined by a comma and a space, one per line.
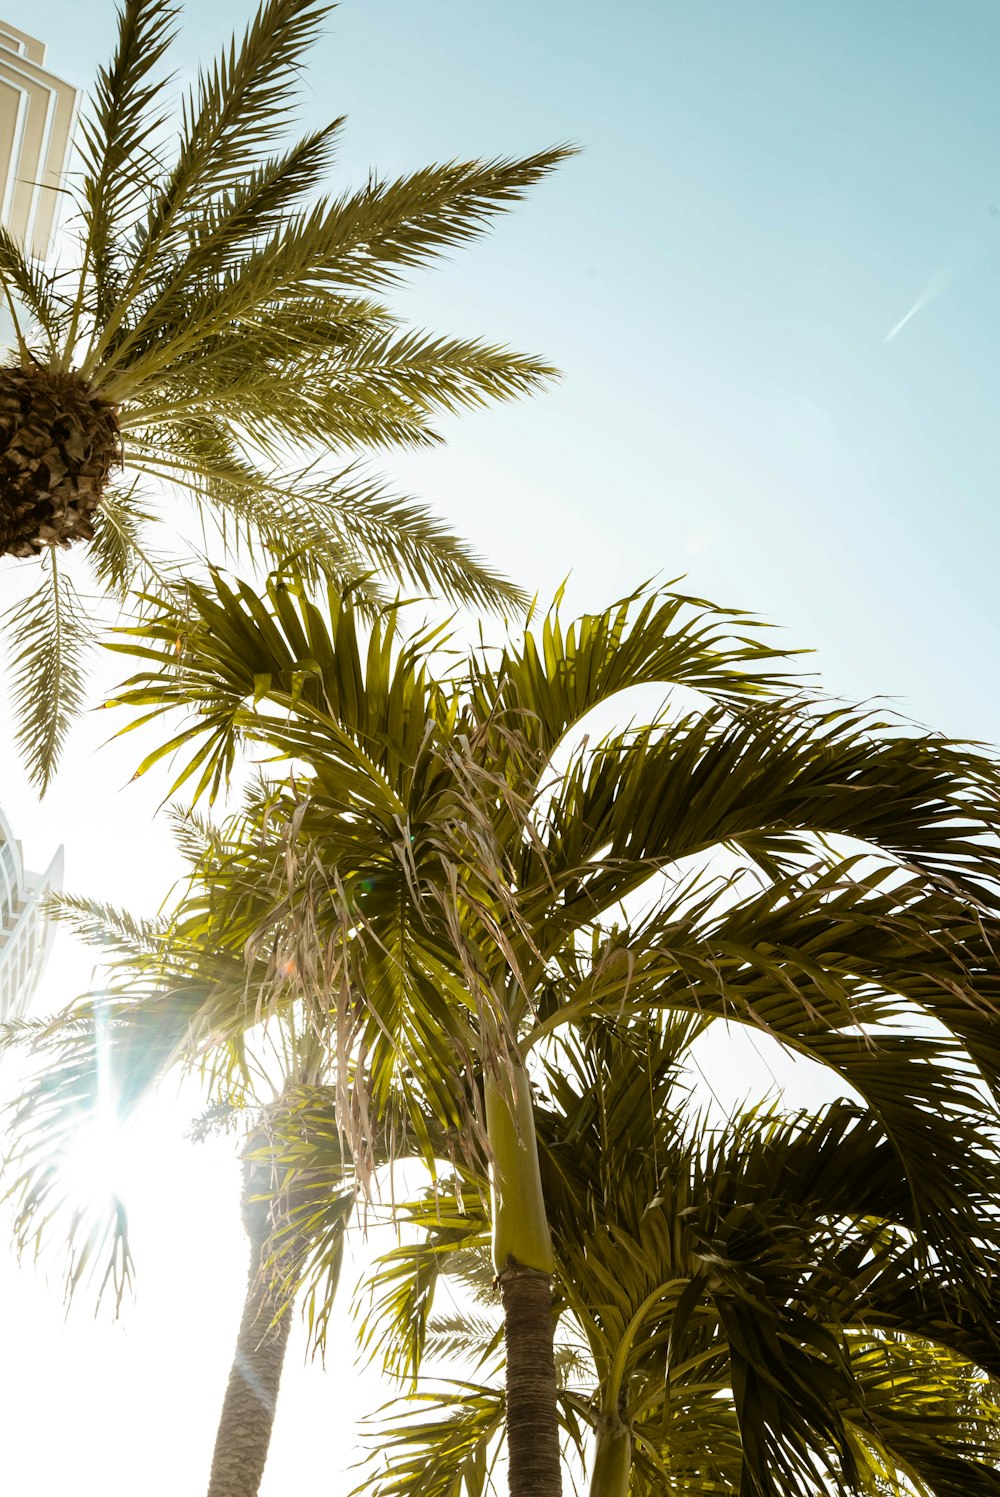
60, 1113, 141, 1210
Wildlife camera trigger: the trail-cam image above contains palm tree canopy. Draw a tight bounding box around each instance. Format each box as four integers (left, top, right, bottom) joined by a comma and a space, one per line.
103, 571, 1000, 1250
351, 1018, 1000, 1497
8, 573, 1000, 1492
0, 0, 571, 786
13, 570, 1000, 1304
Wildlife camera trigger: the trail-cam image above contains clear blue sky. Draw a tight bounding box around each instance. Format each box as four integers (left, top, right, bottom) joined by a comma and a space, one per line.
9, 0, 1000, 739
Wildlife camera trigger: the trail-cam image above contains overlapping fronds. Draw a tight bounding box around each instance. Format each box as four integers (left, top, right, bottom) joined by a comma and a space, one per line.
98, 577, 1000, 1237
11, 571, 1000, 1490
0, 884, 290, 1306
0, 0, 568, 784
352, 1383, 506, 1497
353, 1020, 1000, 1497
354, 1178, 492, 1386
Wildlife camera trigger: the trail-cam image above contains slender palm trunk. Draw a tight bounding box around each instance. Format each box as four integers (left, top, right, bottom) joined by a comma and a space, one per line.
486, 1064, 563, 1497
498, 1261, 562, 1497
587, 1415, 631, 1497
206, 1140, 293, 1497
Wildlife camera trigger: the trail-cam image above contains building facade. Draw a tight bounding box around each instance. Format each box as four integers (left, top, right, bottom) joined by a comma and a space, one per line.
0, 21, 77, 258
0, 803, 62, 1022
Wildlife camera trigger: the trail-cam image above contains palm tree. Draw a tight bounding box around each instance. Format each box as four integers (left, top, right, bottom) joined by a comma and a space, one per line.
93, 567, 1000, 1497
0, 0, 569, 786
1, 848, 444, 1497
202, 1089, 354, 1497
351, 1016, 1000, 1497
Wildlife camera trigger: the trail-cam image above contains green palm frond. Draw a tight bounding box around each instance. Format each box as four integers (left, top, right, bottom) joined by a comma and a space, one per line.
87, 487, 175, 599
0, 1, 568, 785
46, 892, 169, 956
0, 228, 62, 352
424, 1312, 504, 1373
355, 1182, 490, 1385
355, 1022, 1000, 1497
126, 430, 524, 607
108, 147, 575, 358
84, 0, 332, 361
353, 1384, 505, 1497
241, 1088, 358, 1356
72, 0, 178, 336
14, 564, 1000, 1490
527, 698, 1000, 928
470, 583, 795, 771
104, 576, 1000, 1215
105, 573, 794, 803
4, 553, 94, 793
90, 147, 572, 387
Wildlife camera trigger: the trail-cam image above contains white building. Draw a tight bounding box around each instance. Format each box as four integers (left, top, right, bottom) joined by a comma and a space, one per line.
0, 803, 62, 1022
0, 21, 77, 259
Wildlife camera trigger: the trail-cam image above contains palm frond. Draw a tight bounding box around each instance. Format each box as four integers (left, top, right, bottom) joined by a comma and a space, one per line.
131, 430, 525, 608
71, 0, 179, 350
87, 486, 174, 599
470, 584, 796, 783
529, 699, 1000, 928
352, 1384, 505, 1497
4, 552, 93, 793
46, 891, 168, 957
0, 228, 62, 353
99, 123, 343, 350
423, 1311, 503, 1373
0, 992, 198, 1307
92, 0, 330, 352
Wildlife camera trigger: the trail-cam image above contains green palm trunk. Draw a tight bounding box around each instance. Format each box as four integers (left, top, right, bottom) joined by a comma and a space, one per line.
485, 1064, 561, 1497
587, 1416, 631, 1497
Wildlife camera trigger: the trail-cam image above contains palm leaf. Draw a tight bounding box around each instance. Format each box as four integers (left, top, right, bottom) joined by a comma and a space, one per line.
4, 552, 93, 793
71, 0, 178, 344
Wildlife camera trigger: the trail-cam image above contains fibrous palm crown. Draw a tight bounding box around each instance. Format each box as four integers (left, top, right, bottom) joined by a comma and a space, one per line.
0, 0, 570, 786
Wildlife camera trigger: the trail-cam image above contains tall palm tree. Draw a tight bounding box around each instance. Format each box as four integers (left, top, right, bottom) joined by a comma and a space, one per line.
0, 0, 569, 786
202, 1088, 354, 1497
351, 1017, 1000, 1497
0, 871, 352, 1497
1, 845, 445, 1497
92, 567, 1000, 1497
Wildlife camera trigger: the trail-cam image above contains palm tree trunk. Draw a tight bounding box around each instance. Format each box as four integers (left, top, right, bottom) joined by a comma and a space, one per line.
498, 1260, 562, 1497
486, 1064, 562, 1497
205, 1233, 293, 1497
206, 1136, 292, 1497
587, 1415, 631, 1497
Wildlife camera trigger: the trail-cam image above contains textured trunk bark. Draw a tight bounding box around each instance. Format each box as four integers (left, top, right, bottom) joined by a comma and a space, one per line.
498, 1260, 563, 1497
206, 1136, 292, 1497
205, 1237, 293, 1497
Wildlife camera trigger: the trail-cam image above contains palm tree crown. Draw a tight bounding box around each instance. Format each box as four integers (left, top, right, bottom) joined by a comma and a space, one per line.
0, 0, 570, 785
88, 567, 1000, 1496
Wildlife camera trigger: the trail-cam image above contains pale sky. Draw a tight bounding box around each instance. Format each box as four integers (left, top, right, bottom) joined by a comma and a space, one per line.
2, 1, 1000, 1492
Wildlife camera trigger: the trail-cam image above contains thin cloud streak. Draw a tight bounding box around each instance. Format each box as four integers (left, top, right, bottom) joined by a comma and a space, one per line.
885, 264, 961, 342
885, 216, 999, 343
